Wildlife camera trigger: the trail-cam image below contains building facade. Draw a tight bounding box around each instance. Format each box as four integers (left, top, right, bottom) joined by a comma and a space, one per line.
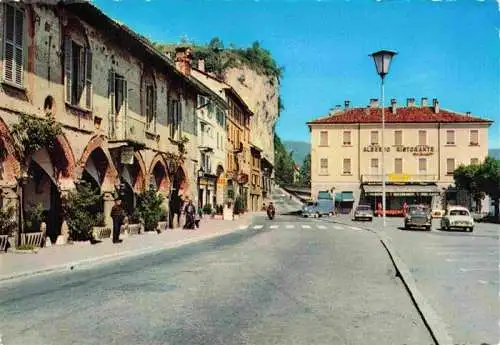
250, 144, 263, 211
308, 98, 492, 214
0, 2, 220, 242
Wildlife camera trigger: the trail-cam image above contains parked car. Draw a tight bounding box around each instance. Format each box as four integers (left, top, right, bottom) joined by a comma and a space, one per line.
302, 201, 320, 218
441, 206, 474, 232
404, 204, 432, 231
353, 204, 373, 221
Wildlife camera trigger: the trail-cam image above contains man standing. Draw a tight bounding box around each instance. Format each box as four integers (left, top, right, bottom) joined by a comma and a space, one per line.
183, 198, 196, 230
110, 198, 125, 243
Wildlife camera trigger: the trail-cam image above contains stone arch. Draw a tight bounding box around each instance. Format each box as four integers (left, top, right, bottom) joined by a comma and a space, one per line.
131, 151, 146, 193
50, 133, 76, 185
0, 117, 21, 182
149, 153, 170, 194
77, 135, 118, 190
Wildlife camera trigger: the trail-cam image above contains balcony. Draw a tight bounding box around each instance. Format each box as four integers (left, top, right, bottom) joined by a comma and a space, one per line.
362, 174, 437, 183
109, 113, 146, 145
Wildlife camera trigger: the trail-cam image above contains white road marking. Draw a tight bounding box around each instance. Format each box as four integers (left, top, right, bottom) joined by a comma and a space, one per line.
301, 225, 311, 229
445, 258, 494, 262
286, 225, 294, 229
317, 225, 327, 229
253, 225, 264, 229
334, 226, 343, 230
270, 225, 279, 229
437, 252, 497, 256
350, 226, 363, 231
459, 267, 498, 272
478, 280, 488, 284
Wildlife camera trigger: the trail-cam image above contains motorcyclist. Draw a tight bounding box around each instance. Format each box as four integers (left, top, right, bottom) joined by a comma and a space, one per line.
267, 202, 276, 219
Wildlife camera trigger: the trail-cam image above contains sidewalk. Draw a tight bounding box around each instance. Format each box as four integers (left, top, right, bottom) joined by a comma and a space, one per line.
0, 213, 259, 283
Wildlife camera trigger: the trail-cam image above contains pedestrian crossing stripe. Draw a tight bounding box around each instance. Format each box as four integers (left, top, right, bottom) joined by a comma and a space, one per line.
334, 226, 343, 230
285, 225, 294, 229
350, 226, 362, 231
270, 225, 279, 229
253, 225, 264, 229
301, 225, 311, 229
317, 225, 327, 229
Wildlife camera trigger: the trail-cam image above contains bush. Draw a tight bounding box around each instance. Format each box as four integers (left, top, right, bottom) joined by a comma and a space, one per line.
128, 209, 142, 224
234, 197, 245, 215
0, 206, 16, 236
203, 203, 212, 215
24, 203, 45, 233
63, 181, 102, 241
137, 189, 165, 232
216, 205, 224, 215
95, 213, 105, 227
159, 207, 168, 222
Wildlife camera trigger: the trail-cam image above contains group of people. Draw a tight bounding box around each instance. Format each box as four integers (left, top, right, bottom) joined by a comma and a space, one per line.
109, 197, 204, 244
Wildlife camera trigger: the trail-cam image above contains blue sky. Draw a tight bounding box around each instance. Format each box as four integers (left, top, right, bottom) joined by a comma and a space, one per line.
93, 0, 499, 149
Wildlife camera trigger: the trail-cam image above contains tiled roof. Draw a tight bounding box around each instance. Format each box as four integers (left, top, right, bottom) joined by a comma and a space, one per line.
307, 107, 492, 125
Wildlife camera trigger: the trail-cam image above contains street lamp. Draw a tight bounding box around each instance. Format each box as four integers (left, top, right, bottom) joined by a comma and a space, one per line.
197, 167, 204, 207
370, 49, 397, 228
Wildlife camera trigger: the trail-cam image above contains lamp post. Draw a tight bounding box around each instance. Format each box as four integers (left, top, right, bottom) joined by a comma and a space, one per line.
370, 50, 397, 228
197, 167, 204, 207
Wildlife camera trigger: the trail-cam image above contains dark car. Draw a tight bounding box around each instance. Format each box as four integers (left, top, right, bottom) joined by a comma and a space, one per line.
404, 205, 432, 231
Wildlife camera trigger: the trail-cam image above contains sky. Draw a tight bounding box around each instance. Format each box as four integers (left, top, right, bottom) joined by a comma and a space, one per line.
92, 0, 499, 149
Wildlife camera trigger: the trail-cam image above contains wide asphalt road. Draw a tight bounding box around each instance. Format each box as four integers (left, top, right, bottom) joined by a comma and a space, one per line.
322, 213, 500, 345
0, 190, 434, 345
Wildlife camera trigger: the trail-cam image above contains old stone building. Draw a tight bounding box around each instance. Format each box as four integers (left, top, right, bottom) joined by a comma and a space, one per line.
0, 2, 220, 242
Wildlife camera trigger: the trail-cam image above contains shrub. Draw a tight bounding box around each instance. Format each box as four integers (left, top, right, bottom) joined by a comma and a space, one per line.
0, 206, 17, 236
24, 203, 45, 233
203, 203, 212, 214
128, 209, 142, 224
159, 207, 168, 222
234, 196, 244, 215
63, 181, 102, 241
136, 189, 165, 232
216, 205, 224, 215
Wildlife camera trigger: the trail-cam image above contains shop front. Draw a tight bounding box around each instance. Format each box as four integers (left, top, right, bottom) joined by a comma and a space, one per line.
334, 191, 355, 214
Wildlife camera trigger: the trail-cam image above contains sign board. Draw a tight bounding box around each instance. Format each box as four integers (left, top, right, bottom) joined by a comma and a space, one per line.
363, 145, 435, 156
388, 173, 410, 182
121, 147, 134, 165
217, 177, 226, 185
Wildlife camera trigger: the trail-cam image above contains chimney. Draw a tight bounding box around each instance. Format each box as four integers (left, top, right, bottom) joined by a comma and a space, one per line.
433, 98, 440, 113
175, 46, 192, 76
466, 111, 471, 117
390, 98, 397, 114
421, 97, 428, 107
329, 108, 336, 116
198, 58, 205, 72
335, 104, 342, 111
369, 98, 379, 108
406, 98, 415, 107
344, 100, 350, 109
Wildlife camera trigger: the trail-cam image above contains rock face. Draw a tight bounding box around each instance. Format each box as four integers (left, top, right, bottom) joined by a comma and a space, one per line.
224, 66, 279, 166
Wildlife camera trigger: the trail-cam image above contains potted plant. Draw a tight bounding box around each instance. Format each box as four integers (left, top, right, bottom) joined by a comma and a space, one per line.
136, 189, 165, 233
157, 206, 168, 233
0, 206, 16, 252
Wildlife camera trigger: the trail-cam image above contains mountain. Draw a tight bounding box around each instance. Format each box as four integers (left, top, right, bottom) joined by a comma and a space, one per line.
283, 140, 310, 165
489, 149, 500, 159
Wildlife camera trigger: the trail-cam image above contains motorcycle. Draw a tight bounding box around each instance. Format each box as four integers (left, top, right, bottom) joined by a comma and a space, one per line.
267, 207, 275, 220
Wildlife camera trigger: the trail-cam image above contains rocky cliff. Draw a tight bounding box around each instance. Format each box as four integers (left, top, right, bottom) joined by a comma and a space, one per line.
224, 66, 279, 166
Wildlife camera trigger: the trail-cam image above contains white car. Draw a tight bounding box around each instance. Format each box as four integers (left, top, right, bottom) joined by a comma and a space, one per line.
440, 206, 474, 232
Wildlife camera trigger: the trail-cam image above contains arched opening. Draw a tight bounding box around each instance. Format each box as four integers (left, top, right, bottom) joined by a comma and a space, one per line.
43, 95, 54, 113
116, 153, 145, 218
168, 166, 186, 228
150, 161, 169, 194
215, 165, 225, 208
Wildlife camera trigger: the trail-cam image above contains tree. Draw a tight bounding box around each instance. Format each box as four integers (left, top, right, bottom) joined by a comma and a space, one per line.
453, 163, 484, 211
274, 134, 295, 185
299, 154, 311, 187
136, 189, 165, 232
477, 157, 500, 218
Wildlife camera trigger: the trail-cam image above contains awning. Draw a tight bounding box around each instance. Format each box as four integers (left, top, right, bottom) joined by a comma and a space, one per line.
363, 184, 440, 196
335, 191, 354, 202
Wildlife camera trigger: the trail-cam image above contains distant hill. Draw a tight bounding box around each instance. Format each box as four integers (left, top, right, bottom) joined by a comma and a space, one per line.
489, 149, 500, 159
283, 140, 310, 165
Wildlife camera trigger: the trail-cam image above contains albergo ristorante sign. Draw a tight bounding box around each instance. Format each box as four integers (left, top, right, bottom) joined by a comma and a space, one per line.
363, 145, 435, 156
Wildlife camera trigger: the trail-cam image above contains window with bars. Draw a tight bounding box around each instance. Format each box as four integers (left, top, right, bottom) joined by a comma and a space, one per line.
418, 130, 427, 146
64, 37, 92, 109
470, 130, 479, 146
343, 131, 351, 145
3, 4, 24, 87
320, 158, 328, 175
446, 130, 455, 145
418, 158, 427, 173
370, 158, 379, 175
370, 131, 379, 145
470, 158, 479, 165
168, 99, 182, 140
145, 84, 156, 131
446, 158, 455, 175
343, 158, 351, 175
394, 130, 402, 146
394, 158, 403, 174
319, 131, 328, 146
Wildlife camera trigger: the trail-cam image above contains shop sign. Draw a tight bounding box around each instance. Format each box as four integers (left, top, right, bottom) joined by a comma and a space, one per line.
217, 177, 226, 185
363, 145, 435, 156
388, 173, 410, 182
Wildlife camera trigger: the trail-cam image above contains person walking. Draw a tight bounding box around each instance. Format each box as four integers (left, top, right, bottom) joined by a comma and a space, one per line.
183, 198, 196, 230
195, 202, 203, 229
110, 198, 125, 243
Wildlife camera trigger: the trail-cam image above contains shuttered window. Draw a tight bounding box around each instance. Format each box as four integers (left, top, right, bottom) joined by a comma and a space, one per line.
370, 131, 379, 145
470, 158, 479, 165
169, 99, 182, 140
370, 158, 379, 174
446, 158, 455, 175
145, 84, 156, 131
343, 158, 351, 174
394, 130, 402, 146
64, 36, 92, 109
320, 158, 328, 175
3, 5, 24, 86
320, 131, 328, 146
394, 158, 403, 174
343, 131, 351, 145
470, 130, 479, 145
418, 158, 427, 173
418, 130, 427, 146
446, 130, 455, 145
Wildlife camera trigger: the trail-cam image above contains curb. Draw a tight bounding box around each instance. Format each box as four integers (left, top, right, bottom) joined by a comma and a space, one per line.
0, 221, 254, 284
321, 217, 454, 345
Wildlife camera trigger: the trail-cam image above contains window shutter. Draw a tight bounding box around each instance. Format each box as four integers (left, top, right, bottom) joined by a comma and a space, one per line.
108, 70, 115, 113
85, 48, 92, 109
3, 5, 24, 86
64, 37, 73, 104
3, 5, 15, 83
152, 87, 157, 131
419, 130, 426, 145
14, 7, 24, 85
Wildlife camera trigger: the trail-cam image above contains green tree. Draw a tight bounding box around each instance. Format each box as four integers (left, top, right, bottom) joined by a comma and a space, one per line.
453, 163, 484, 210
136, 189, 165, 232
274, 134, 295, 185
299, 154, 311, 187
477, 157, 500, 217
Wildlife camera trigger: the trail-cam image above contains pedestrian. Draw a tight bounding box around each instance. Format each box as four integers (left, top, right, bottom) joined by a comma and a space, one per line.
183, 198, 196, 230
110, 198, 125, 243
403, 200, 409, 216
195, 202, 203, 229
